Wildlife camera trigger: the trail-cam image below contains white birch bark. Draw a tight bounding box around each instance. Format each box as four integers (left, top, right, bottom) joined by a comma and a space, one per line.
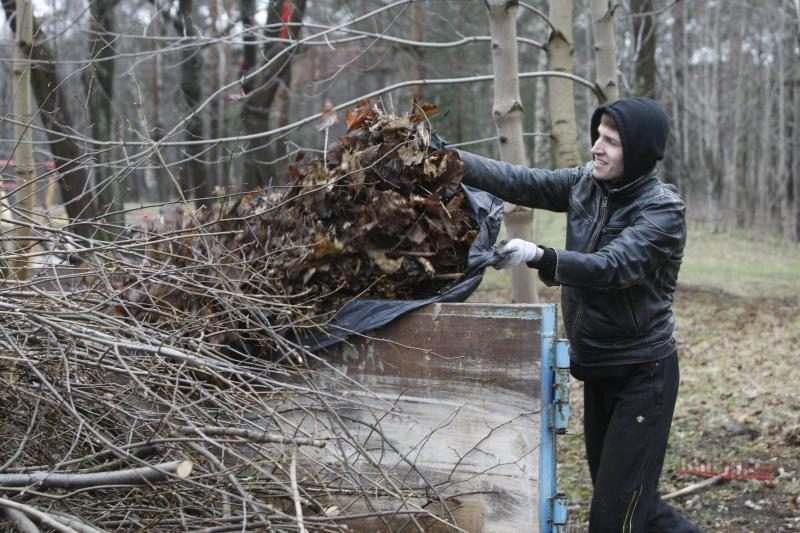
547, 0, 581, 168
589, 0, 619, 102
486, 0, 537, 303
11, 0, 35, 281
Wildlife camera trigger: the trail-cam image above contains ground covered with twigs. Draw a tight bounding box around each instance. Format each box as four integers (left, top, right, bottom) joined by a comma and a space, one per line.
0, 101, 483, 532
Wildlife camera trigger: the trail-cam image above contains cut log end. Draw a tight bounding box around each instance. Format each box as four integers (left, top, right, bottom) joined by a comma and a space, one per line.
175, 460, 193, 478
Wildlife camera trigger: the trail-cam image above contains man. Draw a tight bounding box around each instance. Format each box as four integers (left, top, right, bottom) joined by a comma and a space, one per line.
455, 97, 700, 532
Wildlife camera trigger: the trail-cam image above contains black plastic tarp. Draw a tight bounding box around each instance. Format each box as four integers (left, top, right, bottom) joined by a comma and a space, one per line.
301, 185, 505, 351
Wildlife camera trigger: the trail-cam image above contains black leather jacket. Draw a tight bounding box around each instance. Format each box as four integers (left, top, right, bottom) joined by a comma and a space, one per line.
458, 151, 686, 366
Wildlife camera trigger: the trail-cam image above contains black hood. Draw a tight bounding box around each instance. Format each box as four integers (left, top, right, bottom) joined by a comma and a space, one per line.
590, 97, 669, 182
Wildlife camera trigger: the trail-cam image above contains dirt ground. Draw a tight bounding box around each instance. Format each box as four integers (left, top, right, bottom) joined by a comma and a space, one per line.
553, 284, 800, 531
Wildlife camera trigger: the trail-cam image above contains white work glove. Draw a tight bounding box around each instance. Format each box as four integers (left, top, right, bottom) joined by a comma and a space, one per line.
493, 238, 543, 270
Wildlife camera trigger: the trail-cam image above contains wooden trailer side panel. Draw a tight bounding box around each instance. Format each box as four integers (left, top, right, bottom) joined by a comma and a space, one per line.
293, 303, 546, 532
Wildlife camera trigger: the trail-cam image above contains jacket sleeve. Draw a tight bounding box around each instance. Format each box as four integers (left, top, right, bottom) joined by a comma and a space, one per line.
457, 150, 581, 212
553, 193, 686, 289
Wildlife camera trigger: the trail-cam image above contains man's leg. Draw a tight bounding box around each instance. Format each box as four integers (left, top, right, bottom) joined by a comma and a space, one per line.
645, 354, 700, 532
586, 352, 699, 532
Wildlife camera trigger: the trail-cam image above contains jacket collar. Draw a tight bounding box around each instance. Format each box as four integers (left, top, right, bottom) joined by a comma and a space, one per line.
591, 166, 659, 200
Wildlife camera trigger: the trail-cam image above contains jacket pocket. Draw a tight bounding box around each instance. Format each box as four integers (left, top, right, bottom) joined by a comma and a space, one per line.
579, 287, 642, 341
569, 194, 593, 221
625, 290, 642, 335
598, 223, 626, 248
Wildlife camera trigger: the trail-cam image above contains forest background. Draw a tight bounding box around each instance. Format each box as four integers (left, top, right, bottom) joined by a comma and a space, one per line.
1, 0, 798, 242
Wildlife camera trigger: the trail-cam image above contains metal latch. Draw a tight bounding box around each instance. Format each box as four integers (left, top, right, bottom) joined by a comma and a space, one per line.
552, 492, 568, 531
553, 339, 571, 434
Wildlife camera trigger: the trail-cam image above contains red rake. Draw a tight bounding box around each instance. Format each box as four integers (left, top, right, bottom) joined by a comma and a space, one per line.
677, 459, 773, 481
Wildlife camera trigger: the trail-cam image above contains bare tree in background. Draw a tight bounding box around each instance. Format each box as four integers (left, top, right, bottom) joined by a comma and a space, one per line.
590, 0, 618, 102
241, 0, 307, 188
8, 0, 33, 280
486, 0, 537, 303
2, 0, 100, 235
791, 0, 800, 240
88, 0, 124, 227
175, 0, 212, 205
547, 0, 581, 168
630, 0, 656, 98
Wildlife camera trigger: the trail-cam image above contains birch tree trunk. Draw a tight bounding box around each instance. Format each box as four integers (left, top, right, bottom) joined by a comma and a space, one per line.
590, 0, 619, 103
486, 0, 536, 303
547, 0, 581, 168
11, 0, 34, 281
724, 14, 747, 230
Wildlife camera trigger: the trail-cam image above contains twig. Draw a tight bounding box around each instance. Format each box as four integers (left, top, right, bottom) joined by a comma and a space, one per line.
290, 450, 307, 533
662, 475, 725, 501
175, 426, 327, 447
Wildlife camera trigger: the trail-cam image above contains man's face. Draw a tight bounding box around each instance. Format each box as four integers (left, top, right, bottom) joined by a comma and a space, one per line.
591, 119, 624, 182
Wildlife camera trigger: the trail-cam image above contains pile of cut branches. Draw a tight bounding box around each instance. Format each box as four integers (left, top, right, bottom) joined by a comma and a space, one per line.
0, 100, 487, 531
108, 99, 473, 350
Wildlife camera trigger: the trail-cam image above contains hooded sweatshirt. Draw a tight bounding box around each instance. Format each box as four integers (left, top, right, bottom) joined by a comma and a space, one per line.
534, 97, 671, 275
590, 97, 670, 183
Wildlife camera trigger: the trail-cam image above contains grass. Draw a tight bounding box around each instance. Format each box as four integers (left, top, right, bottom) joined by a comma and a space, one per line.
470, 210, 800, 531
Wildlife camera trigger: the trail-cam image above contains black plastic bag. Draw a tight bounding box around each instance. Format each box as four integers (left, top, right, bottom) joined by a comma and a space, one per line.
301, 184, 504, 351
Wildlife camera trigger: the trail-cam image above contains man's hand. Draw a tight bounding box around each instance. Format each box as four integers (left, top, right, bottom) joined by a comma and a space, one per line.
493, 238, 543, 270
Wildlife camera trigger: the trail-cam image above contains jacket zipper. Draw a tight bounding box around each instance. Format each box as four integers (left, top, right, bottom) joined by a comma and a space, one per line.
585, 195, 609, 252
573, 193, 609, 343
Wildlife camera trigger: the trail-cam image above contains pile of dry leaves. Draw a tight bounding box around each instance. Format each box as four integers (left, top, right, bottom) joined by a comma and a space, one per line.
111, 100, 475, 349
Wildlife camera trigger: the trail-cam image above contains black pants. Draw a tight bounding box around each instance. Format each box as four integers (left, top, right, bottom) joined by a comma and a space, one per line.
581, 351, 700, 532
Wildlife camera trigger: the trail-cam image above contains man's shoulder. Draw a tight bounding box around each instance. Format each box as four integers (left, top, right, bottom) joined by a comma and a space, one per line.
639, 177, 685, 207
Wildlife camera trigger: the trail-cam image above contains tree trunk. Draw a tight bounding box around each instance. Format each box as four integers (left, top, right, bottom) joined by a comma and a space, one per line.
10, 0, 34, 281
486, 0, 537, 303
724, 14, 747, 230
631, 0, 656, 98
89, 0, 123, 230
756, 57, 772, 232
241, 0, 306, 189
408, 1, 424, 100
208, 0, 222, 189
175, 0, 211, 206
794, 77, 800, 241
778, 17, 791, 240
2, 0, 99, 237
547, 0, 581, 168
706, 2, 723, 233
793, 0, 800, 240
589, 0, 619, 102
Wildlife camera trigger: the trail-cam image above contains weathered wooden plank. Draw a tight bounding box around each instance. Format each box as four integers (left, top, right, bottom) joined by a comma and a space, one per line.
280, 303, 545, 532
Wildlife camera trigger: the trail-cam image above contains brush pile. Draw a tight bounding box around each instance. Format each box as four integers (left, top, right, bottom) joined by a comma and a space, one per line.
0, 100, 490, 531
109, 99, 474, 349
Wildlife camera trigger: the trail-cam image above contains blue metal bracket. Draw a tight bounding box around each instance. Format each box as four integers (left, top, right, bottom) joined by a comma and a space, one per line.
553, 339, 571, 434
552, 493, 568, 531
539, 305, 571, 532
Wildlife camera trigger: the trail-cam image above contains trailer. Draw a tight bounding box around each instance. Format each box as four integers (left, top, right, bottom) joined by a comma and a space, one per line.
295, 302, 571, 532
